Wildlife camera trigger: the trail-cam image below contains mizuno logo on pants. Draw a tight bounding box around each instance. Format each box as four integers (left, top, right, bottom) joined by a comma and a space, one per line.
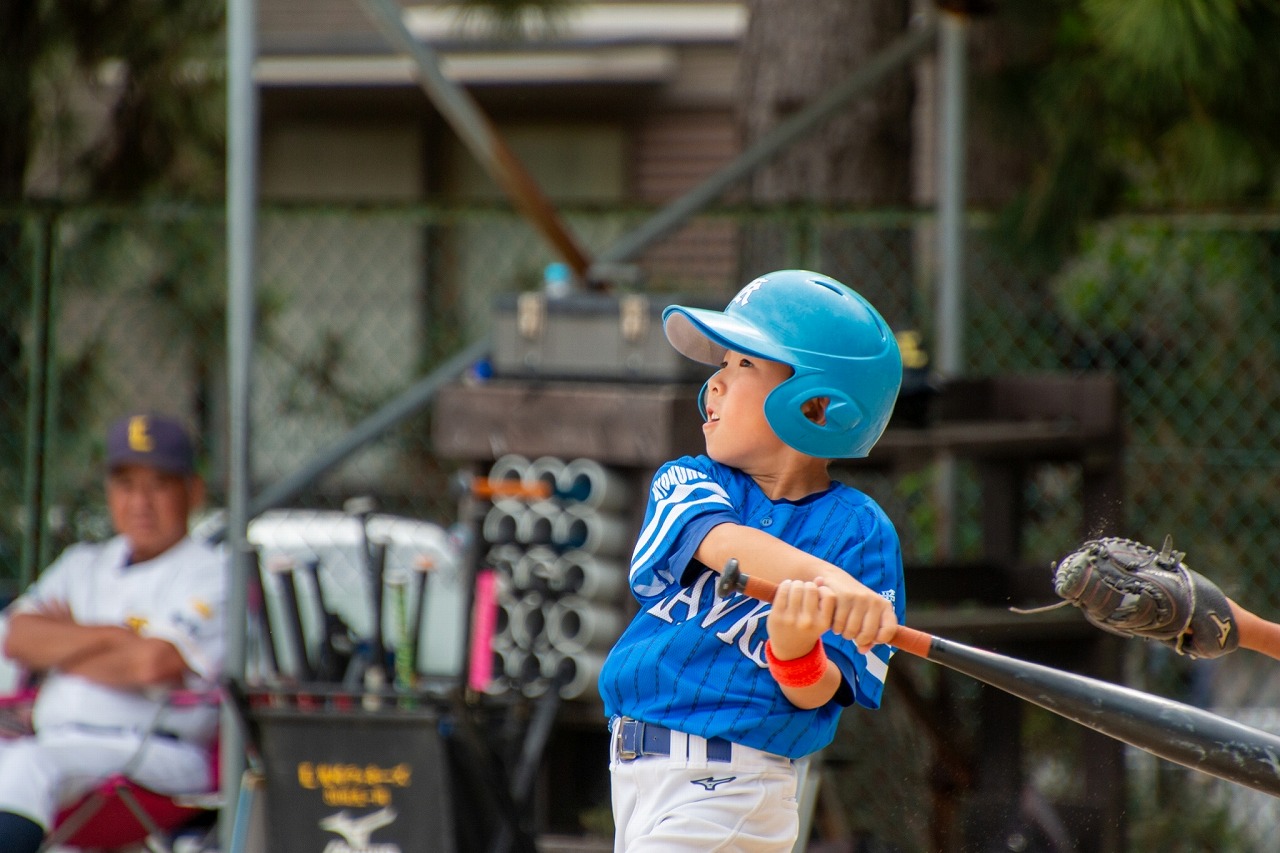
691, 776, 736, 791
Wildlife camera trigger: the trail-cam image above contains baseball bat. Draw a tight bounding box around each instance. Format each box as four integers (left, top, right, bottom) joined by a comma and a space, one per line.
390, 571, 416, 707
302, 557, 350, 683
247, 548, 280, 680
409, 556, 433, 669
368, 539, 389, 676
344, 495, 378, 565
717, 559, 1280, 797
344, 496, 389, 705
467, 476, 553, 504
266, 558, 316, 682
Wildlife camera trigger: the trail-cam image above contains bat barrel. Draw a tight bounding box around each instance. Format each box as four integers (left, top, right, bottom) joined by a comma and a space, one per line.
718, 558, 1280, 796
925, 634, 1280, 797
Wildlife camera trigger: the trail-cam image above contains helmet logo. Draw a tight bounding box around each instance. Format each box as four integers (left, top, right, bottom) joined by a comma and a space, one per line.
731, 278, 768, 307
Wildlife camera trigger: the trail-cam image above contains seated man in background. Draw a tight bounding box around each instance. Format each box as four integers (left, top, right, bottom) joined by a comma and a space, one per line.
0, 412, 226, 851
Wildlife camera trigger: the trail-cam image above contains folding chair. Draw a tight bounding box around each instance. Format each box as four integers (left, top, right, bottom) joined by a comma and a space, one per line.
0, 686, 222, 853
43, 736, 221, 852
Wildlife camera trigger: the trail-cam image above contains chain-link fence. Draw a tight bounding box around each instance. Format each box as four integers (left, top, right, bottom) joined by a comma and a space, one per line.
2, 203, 1278, 849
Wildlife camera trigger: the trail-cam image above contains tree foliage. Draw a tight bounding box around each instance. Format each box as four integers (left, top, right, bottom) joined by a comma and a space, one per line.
0, 2, 227, 586
986, 0, 1280, 259
1, 0, 225, 201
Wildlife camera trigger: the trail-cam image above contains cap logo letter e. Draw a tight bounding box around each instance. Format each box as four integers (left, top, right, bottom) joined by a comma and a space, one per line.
128, 416, 154, 452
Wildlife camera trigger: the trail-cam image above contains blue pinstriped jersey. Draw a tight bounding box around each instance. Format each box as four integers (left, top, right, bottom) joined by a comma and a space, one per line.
598, 455, 906, 760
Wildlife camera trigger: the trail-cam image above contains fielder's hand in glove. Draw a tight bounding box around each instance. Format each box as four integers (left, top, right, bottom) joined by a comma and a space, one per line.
1043, 536, 1240, 659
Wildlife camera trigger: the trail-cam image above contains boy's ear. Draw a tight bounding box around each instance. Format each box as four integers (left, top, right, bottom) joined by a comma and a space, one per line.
802, 397, 829, 426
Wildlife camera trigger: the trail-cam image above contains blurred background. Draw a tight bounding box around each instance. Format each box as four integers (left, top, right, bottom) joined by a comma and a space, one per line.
1, 0, 1278, 850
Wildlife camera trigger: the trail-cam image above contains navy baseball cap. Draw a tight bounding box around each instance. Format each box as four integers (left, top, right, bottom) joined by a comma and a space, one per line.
106, 413, 196, 475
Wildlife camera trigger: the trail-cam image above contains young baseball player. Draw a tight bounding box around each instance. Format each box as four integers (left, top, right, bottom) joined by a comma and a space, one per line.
598, 270, 907, 852
0, 413, 225, 852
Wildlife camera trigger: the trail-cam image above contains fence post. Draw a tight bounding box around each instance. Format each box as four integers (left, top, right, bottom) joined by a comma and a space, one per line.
20, 211, 54, 590
933, 9, 969, 560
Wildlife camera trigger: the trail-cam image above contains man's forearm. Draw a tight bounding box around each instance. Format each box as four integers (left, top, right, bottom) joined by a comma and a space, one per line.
59, 635, 189, 689
3, 613, 135, 672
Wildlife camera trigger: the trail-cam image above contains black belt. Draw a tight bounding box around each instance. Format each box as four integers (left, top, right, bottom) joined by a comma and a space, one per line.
60, 723, 182, 741
615, 718, 732, 763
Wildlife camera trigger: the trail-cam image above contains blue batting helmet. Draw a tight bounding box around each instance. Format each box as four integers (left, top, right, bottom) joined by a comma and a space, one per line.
663, 270, 902, 459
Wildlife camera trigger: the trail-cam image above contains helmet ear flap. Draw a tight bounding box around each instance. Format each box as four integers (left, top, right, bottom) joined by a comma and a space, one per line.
763, 376, 865, 459
697, 378, 711, 422
821, 391, 862, 433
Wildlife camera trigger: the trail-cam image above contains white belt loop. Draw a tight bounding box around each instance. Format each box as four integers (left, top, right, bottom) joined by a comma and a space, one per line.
659, 727, 701, 762
686, 731, 706, 764
667, 728, 685, 761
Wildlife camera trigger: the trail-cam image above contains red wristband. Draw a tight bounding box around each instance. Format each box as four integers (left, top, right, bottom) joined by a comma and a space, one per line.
765, 639, 828, 688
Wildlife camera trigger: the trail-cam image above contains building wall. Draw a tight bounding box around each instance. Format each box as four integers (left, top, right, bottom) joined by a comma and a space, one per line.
247, 2, 750, 492
632, 109, 741, 291
261, 120, 424, 201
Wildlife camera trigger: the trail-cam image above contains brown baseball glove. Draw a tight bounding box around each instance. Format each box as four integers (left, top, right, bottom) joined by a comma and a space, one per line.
1048, 535, 1240, 659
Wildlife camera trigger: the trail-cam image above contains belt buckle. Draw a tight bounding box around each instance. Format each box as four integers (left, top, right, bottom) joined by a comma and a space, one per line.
616, 718, 641, 761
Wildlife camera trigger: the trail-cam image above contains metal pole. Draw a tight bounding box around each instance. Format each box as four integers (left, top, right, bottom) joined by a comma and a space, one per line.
934, 10, 969, 559
20, 214, 52, 591
223, 0, 257, 845
355, 0, 592, 280
37, 232, 59, 575
936, 10, 967, 377
594, 12, 939, 269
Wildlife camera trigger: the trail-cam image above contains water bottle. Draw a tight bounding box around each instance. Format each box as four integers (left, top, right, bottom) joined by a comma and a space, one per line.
543, 262, 573, 298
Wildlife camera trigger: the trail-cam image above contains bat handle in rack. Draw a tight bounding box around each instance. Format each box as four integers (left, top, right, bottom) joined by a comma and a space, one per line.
716, 558, 934, 658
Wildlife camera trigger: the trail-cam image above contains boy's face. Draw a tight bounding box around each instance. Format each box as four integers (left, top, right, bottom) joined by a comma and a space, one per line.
702, 350, 794, 468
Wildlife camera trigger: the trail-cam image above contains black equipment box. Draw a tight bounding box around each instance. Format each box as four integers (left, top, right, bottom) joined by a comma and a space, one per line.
491, 291, 719, 383
244, 696, 457, 853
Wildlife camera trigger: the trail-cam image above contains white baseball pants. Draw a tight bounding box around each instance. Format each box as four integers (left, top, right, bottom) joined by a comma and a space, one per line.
0, 727, 209, 829
609, 717, 799, 852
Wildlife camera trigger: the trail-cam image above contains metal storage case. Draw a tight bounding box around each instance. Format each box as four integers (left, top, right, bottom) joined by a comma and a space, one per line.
491, 291, 719, 383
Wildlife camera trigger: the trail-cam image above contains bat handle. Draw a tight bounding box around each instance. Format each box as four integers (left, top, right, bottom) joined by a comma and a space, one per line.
370, 540, 389, 666
890, 625, 934, 659
719, 558, 936, 659
716, 558, 779, 601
